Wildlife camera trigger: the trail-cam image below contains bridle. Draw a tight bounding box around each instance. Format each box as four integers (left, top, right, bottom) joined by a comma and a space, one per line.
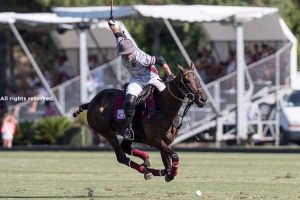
166, 70, 205, 130
167, 70, 204, 104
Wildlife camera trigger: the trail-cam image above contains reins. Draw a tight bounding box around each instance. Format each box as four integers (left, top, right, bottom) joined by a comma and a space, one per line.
166, 70, 198, 130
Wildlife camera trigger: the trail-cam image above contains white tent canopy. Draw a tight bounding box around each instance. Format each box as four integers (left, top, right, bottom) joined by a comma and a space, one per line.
202, 14, 286, 41
0, 12, 82, 25
132, 5, 278, 23
53, 5, 287, 41
53, 5, 277, 22
53, 5, 297, 85
53, 6, 136, 19
0, 12, 16, 23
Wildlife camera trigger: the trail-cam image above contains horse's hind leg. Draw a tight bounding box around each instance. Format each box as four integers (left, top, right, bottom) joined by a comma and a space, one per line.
121, 140, 151, 167
107, 132, 152, 179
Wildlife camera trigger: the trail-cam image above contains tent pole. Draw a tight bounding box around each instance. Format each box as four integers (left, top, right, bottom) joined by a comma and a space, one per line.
275, 51, 280, 146
163, 19, 191, 65
79, 23, 89, 104
235, 21, 247, 144
8, 22, 65, 115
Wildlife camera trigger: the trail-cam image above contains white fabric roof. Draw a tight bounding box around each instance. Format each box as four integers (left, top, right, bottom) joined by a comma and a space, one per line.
52, 5, 288, 41
203, 14, 286, 41
53, 6, 136, 19
133, 5, 278, 23
0, 12, 82, 25
51, 21, 118, 49
53, 5, 278, 23
0, 12, 16, 23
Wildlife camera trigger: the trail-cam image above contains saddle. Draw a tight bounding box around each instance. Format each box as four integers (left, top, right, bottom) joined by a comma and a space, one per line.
114, 84, 157, 124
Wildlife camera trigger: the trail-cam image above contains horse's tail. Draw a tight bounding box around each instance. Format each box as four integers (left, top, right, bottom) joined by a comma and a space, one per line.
73, 103, 89, 118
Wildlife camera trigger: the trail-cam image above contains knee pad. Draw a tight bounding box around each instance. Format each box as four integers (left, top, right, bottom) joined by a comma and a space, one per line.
124, 94, 137, 116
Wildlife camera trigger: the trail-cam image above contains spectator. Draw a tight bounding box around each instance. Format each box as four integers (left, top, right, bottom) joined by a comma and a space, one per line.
226, 51, 236, 75
210, 63, 224, 80
245, 46, 253, 65
88, 54, 99, 69
28, 83, 48, 113
1, 112, 17, 148
56, 54, 72, 84
86, 76, 98, 101
261, 44, 270, 58
195, 51, 210, 83
26, 73, 39, 89
44, 69, 54, 87
251, 44, 261, 62
195, 49, 216, 83
44, 101, 56, 116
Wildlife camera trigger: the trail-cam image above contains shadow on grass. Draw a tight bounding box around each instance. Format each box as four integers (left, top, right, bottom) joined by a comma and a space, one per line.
0, 195, 122, 199
3, 170, 101, 175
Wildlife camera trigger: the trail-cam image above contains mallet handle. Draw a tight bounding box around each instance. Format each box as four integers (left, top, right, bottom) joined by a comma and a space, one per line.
110, 0, 114, 19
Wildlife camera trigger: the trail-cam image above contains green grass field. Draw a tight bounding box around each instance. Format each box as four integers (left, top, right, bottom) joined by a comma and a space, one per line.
0, 151, 299, 200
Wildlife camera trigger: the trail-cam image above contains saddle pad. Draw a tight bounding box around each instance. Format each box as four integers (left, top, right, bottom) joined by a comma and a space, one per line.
114, 94, 126, 122
113, 93, 155, 123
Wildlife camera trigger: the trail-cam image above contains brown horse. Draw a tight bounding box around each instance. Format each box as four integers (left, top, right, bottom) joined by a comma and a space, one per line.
73, 63, 207, 182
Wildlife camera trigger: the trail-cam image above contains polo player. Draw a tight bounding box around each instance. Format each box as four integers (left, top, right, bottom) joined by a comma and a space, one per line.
108, 18, 175, 140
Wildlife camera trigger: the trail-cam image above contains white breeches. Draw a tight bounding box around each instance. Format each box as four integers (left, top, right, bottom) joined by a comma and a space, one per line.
126, 76, 166, 97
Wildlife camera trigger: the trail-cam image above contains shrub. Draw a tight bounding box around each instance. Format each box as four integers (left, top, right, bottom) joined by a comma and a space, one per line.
13, 115, 93, 146
32, 116, 73, 144
14, 121, 34, 145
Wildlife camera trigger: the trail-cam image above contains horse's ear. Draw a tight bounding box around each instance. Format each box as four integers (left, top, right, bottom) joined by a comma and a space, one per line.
190, 62, 195, 71
177, 64, 184, 73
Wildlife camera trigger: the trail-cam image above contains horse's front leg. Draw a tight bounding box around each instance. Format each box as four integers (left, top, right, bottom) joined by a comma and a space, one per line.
149, 138, 179, 182
165, 151, 179, 182
160, 146, 179, 182
160, 150, 172, 180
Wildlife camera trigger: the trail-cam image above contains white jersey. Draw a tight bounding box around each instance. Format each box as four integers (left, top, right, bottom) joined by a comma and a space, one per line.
117, 37, 159, 83
116, 36, 166, 96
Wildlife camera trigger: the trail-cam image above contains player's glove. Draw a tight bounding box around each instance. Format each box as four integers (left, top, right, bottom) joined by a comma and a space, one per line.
167, 73, 175, 81
108, 18, 115, 27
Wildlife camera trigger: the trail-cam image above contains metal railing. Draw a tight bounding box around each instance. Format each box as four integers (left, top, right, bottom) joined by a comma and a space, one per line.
175, 43, 292, 144
15, 57, 124, 122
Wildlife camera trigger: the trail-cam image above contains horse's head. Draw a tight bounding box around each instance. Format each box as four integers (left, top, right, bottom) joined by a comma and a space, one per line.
175, 63, 207, 107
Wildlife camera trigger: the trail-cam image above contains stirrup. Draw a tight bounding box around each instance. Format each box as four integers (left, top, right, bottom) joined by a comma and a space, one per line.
123, 127, 134, 140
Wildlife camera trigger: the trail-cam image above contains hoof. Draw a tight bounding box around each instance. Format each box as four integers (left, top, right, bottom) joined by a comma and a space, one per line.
144, 169, 153, 180
142, 159, 151, 168
165, 174, 174, 182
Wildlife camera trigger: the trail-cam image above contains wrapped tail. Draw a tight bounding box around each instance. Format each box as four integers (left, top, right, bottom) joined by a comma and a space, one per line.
73, 103, 89, 118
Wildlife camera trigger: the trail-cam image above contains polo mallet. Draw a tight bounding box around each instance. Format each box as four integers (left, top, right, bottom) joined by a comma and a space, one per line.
110, 0, 114, 20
